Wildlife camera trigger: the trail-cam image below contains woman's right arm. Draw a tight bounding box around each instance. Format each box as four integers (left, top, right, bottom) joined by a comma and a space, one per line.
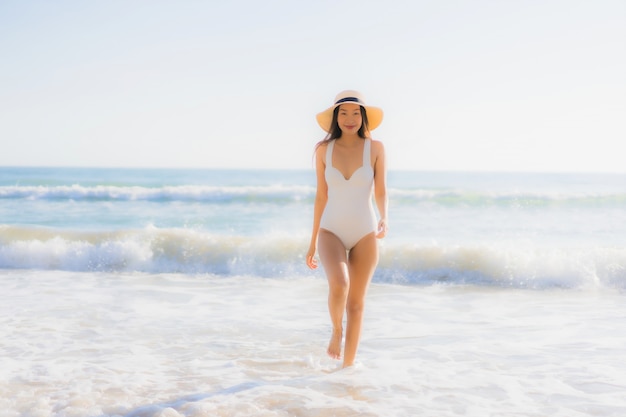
306, 145, 328, 269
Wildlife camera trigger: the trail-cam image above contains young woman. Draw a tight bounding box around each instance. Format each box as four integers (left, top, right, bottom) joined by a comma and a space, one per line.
306, 90, 388, 368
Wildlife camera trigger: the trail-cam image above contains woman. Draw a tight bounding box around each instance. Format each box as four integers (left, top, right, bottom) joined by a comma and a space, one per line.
306, 90, 388, 368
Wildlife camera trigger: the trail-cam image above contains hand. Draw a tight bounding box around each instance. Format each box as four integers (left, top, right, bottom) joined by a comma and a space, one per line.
306, 247, 318, 269
376, 218, 388, 239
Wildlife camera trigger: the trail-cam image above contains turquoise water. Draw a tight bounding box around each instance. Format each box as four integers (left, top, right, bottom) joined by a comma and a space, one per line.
1, 167, 625, 288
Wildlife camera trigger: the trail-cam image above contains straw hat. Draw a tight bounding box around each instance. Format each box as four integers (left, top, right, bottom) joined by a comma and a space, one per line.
316, 90, 383, 132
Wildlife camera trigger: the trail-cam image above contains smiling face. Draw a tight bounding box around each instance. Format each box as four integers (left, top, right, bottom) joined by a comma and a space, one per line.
336, 103, 363, 135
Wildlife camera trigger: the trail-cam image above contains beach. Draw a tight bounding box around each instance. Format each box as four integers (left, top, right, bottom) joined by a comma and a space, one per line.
1, 167, 625, 416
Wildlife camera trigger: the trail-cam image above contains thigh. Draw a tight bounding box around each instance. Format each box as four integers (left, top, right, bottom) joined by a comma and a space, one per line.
347, 232, 379, 292
318, 229, 349, 284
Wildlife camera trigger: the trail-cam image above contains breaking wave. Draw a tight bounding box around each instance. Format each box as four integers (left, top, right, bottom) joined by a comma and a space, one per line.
1, 225, 624, 290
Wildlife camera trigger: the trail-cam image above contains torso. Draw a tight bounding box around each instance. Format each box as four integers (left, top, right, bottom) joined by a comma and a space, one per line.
319, 138, 377, 249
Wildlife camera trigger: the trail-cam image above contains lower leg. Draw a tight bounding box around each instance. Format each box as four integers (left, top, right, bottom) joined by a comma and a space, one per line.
342, 233, 378, 368
343, 304, 364, 367
327, 285, 347, 359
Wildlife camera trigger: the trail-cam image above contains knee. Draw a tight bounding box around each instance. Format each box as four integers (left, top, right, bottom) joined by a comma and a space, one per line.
329, 277, 349, 298
328, 273, 350, 298
346, 299, 364, 317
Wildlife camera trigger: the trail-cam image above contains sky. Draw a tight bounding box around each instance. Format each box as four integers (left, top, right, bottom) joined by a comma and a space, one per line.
1, 0, 625, 172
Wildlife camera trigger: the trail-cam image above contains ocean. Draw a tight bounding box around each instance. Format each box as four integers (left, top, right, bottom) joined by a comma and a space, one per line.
1, 167, 625, 416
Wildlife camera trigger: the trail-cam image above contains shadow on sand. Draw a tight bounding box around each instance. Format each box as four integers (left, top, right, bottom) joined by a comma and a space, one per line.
103, 381, 264, 417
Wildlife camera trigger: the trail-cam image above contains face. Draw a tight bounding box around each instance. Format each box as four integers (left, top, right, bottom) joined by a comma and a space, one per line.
336, 103, 362, 134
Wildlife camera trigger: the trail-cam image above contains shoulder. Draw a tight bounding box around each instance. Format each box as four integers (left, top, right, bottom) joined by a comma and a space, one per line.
314, 141, 330, 164
315, 141, 330, 154
369, 138, 385, 154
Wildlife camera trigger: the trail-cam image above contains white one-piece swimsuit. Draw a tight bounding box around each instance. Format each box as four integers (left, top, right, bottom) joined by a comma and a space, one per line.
319, 138, 377, 250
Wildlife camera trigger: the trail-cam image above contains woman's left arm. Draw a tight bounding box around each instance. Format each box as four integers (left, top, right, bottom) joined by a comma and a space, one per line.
373, 140, 388, 238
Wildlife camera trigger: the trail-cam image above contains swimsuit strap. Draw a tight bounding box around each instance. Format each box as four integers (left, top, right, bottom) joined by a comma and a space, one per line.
326, 140, 335, 168
363, 138, 371, 167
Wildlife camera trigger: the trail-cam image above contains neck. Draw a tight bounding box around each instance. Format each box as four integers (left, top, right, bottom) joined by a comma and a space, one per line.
338, 133, 362, 143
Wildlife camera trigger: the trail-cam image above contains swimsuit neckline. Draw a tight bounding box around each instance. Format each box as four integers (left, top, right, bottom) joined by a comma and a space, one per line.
329, 139, 369, 181
330, 165, 365, 181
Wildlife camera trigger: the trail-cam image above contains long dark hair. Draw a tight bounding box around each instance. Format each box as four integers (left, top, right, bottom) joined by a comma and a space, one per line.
314, 105, 370, 151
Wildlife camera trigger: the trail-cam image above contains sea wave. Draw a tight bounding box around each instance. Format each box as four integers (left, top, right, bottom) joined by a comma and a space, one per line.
1, 185, 625, 207
0, 184, 313, 203
1, 225, 624, 290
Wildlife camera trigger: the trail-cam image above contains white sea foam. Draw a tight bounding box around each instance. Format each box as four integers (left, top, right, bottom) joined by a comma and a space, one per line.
378, 242, 626, 289
1, 225, 625, 290
1, 271, 625, 417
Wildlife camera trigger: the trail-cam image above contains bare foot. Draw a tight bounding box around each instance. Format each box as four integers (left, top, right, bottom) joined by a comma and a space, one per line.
327, 328, 342, 360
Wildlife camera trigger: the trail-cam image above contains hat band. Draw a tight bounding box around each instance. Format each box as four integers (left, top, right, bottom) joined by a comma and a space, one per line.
335, 97, 364, 105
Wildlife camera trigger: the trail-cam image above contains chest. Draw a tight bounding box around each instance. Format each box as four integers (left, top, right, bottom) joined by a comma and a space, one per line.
328, 141, 369, 181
